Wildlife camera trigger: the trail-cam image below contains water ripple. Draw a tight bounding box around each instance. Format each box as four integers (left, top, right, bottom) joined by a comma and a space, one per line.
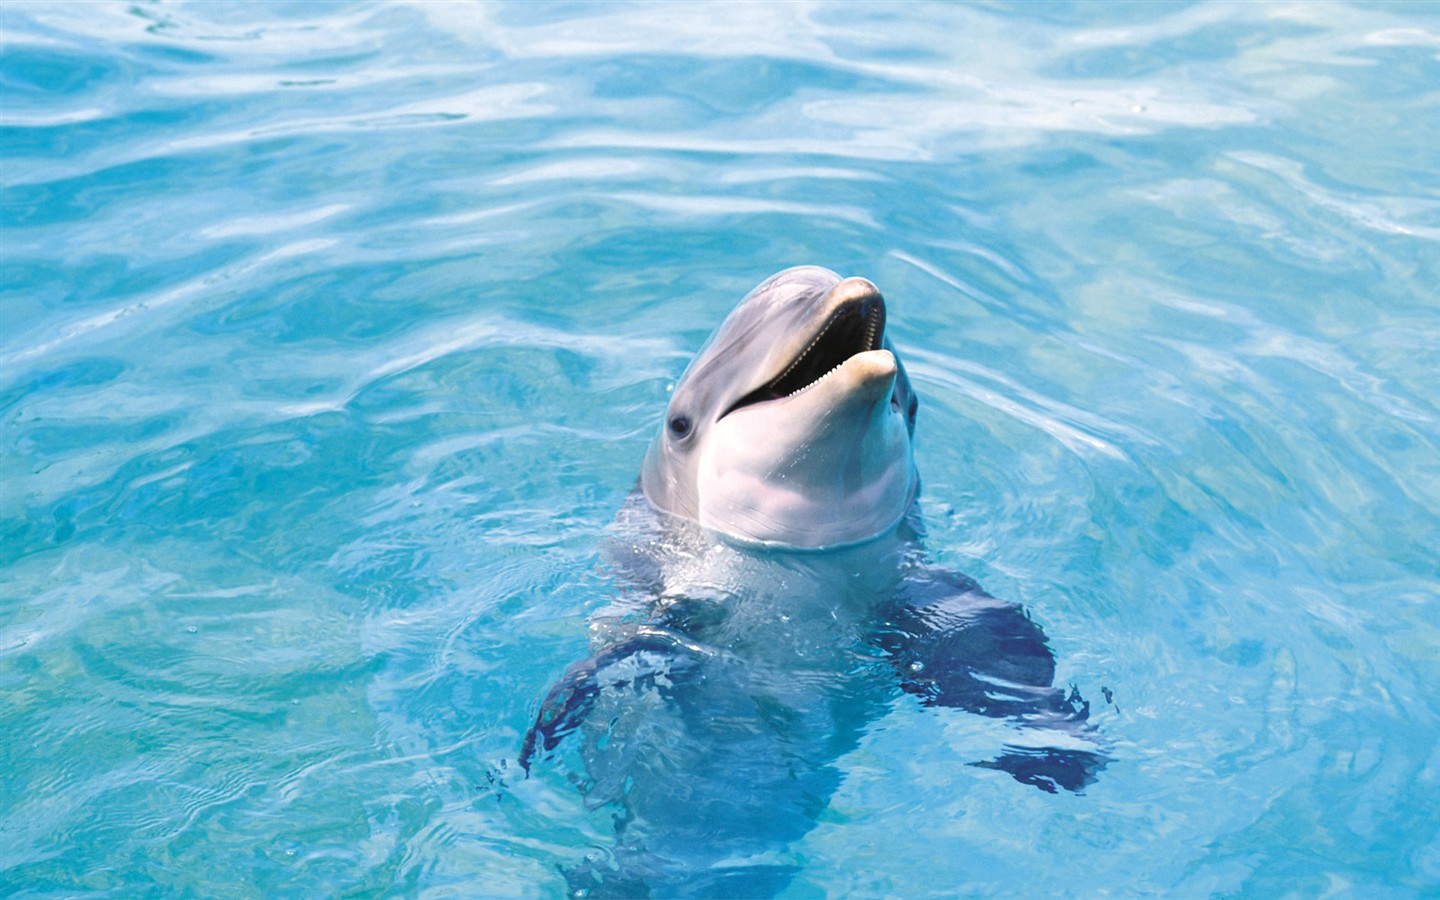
3, 0, 1438, 896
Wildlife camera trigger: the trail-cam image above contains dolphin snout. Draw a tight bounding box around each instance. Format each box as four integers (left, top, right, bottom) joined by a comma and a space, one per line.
829, 277, 884, 315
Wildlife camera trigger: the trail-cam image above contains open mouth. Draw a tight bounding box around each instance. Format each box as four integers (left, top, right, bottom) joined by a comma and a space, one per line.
721, 293, 885, 418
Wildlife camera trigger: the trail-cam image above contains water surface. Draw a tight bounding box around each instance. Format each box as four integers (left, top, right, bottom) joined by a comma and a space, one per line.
3, 1, 1438, 896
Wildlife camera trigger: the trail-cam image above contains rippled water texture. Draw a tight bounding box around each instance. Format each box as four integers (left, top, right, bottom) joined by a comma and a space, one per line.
3, 1, 1439, 896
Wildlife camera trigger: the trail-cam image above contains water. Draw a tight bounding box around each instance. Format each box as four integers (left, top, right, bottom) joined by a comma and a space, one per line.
3, 1, 1438, 895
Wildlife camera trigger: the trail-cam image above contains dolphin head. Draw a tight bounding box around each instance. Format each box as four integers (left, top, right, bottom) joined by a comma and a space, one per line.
640, 266, 919, 549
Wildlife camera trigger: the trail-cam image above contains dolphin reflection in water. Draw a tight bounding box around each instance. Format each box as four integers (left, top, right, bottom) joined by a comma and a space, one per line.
523, 267, 1108, 897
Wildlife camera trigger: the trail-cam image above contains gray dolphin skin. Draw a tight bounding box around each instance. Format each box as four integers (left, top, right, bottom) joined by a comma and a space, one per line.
641, 266, 918, 548
524, 268, 1107, 898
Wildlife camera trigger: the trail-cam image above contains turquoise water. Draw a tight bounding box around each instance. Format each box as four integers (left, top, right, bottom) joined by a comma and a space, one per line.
3, 0, 1439, 895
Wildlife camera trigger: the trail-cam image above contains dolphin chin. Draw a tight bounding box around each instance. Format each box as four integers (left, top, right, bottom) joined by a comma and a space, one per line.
640, 267, 919, 549
699, 348, 916, 548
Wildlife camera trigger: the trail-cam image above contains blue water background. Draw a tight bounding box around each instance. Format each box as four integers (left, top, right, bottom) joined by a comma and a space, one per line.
3, 1, 1438, 895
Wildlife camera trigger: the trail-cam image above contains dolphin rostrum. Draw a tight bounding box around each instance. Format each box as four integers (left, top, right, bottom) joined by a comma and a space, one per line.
522, 266, 1108, 897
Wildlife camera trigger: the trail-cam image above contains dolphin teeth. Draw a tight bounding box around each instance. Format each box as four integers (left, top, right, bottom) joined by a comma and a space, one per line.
721, 293, 886, 417
786, 361, 845, 398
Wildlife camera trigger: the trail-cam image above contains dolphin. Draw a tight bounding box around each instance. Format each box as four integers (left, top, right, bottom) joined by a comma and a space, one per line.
640, 266, 917, 548
523, 267, 1107, 897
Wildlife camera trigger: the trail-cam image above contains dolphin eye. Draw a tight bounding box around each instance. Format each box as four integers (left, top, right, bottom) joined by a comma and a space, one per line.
668, 415, 692, 438
907, 396, 918, 422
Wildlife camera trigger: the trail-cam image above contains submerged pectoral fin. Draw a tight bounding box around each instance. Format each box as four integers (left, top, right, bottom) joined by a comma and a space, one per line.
971, 684, 1108, 793
520, 657, 600, 776
973, 744, 1108, 795
520, 625, 713, 775
875, 568, 1109, 793
875, 569, 1057, 712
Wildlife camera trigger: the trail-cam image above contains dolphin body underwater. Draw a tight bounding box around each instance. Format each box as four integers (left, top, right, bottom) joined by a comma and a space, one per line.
522, 266, 1107, 897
